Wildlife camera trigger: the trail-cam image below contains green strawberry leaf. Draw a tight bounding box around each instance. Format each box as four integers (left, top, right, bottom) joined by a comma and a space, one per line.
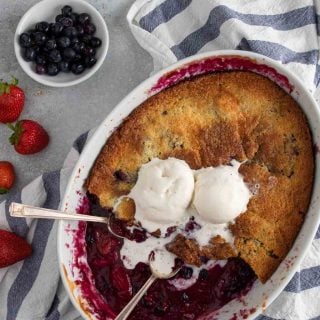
10, 77, 19, 86
0, 188, 8, 194
0, 81, 8, 95
0, 77, 19, 95
8, 121, 24, 146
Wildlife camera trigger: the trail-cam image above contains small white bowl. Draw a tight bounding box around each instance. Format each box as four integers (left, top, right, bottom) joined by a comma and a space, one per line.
14, 0, 109, 87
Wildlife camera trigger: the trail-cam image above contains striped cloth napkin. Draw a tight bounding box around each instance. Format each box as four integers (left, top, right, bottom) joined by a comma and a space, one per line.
1, 1, 320, 320
0, 131, 93, 320
128, 0, 320, 92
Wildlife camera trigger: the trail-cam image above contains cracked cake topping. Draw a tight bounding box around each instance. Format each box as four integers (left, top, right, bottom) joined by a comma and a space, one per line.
86, 71, 314, 283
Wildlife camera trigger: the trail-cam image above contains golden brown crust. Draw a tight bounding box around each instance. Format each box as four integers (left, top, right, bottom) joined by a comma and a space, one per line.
86, 71, 314, 283
165, 234, 237, 266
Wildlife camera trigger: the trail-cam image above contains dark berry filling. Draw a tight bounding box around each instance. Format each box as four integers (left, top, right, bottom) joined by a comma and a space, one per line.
85, 197, 256, 319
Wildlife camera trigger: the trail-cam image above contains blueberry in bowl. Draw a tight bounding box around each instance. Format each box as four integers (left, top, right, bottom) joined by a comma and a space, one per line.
14, 0, 109, 87
20, 6, 100, 75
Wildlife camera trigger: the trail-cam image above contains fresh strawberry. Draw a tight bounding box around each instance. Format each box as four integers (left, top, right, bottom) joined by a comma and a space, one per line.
0, 161, 15, 194
110, 264, 133, 300
9, 120, 49, 155
0, 229, 32, 268
0, 78, 25, 123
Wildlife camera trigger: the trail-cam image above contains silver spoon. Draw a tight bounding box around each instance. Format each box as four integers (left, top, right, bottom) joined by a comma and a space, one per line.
9, 202, 181, 320
115, 253, 180, 320
9, 202, 122, 238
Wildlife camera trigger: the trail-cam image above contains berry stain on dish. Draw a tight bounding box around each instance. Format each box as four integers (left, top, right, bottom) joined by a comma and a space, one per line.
18, 5, 102, 76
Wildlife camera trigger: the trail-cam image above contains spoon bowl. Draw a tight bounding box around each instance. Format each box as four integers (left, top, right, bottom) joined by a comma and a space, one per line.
114, 254, 181, 320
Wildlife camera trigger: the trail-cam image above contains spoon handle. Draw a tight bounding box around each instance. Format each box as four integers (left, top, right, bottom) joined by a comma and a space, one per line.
9, 202, 107, 224
115, 274, 157, 320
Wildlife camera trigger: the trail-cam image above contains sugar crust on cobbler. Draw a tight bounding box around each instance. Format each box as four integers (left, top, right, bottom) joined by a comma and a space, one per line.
86, 71, 314, 283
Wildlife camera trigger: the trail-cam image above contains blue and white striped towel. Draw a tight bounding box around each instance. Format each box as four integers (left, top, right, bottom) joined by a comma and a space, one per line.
1, 1, 320, 320
0, 130, 93, 320
128, 0, 320, 93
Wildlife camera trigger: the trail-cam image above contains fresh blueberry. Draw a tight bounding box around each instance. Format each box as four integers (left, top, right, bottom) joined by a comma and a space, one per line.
55, 14, 64, 23
35, 54, 47, 65
63, 48, 76, 61
35, 64, 46, 74
90, 37, 102, 48
71, 63, 85, 74
47, 63, 59, 76
28, 29, 37, 39
75, 25, 84, 36
23, 47, 37, 61
73, 53, 83, 62
82, 34, 92, 44
84, 56, 97, 68
33, 32, 47, 46
72, 41, 85, 53
60, 17, 73, 28
48, 49, 62, 63
83, 46, 95, 56
35, 21, 49, 33
19, 33, 32, 48
63, 26, 77, 38
58, 60, 70, 72
45, 39, 57, 51
50, 22, 64, 35
61, 5, 73, 16
57, 36, 71, 48
84, 22, 96, 35
33, 46, 41, 54
78, 13, 90, 25
70, 37, 80, 46
70, 12, 79, 23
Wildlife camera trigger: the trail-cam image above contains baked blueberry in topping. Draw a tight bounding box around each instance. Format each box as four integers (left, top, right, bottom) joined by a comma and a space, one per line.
114, 170, 128, 181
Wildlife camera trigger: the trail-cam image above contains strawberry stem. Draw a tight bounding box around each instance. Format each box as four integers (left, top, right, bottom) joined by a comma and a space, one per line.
0, 77, 19, 95
7, 123, 15, 131
8, 121, 24, 146
10, 77, 19, 86
0, 188, 8, 194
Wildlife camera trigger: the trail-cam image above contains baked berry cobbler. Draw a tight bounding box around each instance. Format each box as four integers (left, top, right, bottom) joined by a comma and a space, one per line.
84, 71, 314, 319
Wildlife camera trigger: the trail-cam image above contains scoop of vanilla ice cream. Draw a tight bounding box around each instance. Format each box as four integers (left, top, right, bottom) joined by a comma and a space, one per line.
129, 158, 194, 233
193, 160, 251, 224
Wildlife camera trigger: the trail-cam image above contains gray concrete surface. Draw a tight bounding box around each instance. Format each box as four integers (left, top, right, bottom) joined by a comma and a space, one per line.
0, 0, 153, 201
